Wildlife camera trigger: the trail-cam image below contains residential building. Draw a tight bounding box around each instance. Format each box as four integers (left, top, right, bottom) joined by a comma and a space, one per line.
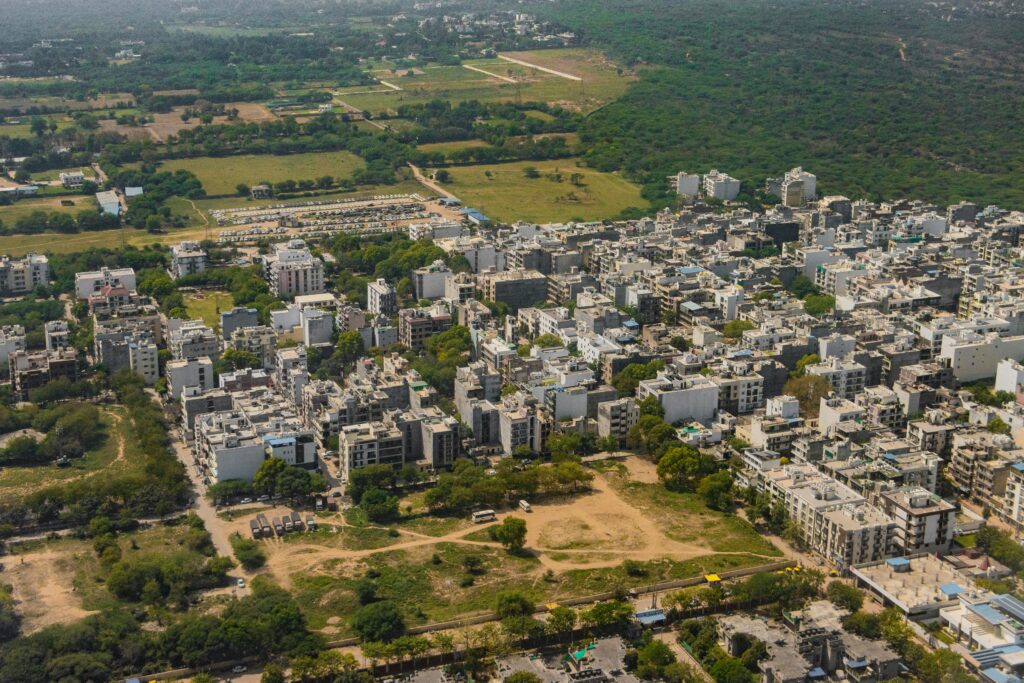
0, 253, 48, 294
10, 348, 78, 399
170, 241, 207, 279
74, 267, 136, 299
262, 239, 324, 299
367, 278, 398, 316
166, 356, 214, 399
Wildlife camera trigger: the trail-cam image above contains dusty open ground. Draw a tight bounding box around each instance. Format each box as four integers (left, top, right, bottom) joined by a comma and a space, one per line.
1, 549, 96, 633
231, 455, 781, 589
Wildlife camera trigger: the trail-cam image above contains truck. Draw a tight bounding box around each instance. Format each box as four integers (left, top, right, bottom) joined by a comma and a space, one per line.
257, 513, 272, 537
283, 515, 294, 532
290, 511, 304, 531
273, 517, 284, 536
249, 519, 262, 538
306, 514, 317, 531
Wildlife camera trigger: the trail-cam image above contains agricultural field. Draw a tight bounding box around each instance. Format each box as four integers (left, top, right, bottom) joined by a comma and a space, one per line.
0, 93, 132, 113
153, 151, 366, 195
185, 291, 235, 328
225, 456, 783, 634
435, 158, 645, 223
147, 103, 277, 142
336, 48, 634, 116
0, 116, 74, 139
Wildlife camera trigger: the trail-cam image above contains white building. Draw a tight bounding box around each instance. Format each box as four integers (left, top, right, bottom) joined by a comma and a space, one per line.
59, 171, 85, 188
784, 166, 817, 201
127, 335, 160, 384
170, 241, 207, 279
413, 260, 452, 300
675, 172, 700, 198
74, 267, 136, 299
878, 487, 956, 555
44, 320, 69, 352
0, 253, 49, 295
702, 169, 741, 201
995, 358, 1024, 395
167, 319, 220, 361
806, 356, 867, 399
597, 397, 639, 443
940, 331, 1024, 383
367, 278, 398, 316
637, 371, 719, 425
302, 307, 334, 347
0, 325, 26, 376
166, 356, 214, 400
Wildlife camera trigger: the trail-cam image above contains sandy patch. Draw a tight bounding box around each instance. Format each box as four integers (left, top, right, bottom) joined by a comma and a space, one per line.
2, 550, 96, 633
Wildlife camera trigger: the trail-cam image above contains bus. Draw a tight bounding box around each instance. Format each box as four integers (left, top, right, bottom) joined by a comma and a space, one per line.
471, 509, 497, 523
518, 500, 532, 512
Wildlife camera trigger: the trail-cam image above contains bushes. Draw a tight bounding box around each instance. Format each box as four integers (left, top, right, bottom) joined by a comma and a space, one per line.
230, 535, 267, 570
352, 600, 405, 642
826, 582, 864, 611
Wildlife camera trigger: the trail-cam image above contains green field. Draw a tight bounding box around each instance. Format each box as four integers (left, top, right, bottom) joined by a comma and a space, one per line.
185, 291, 235, 328
437, 158, 645, 222
417, 139, 493, 154
0, 195, 98, 224
337, 49, 633, 116
0, 409, 124, 501
154, 151, 366, 195
0, 118, 74, 139
28, 166, 98, 183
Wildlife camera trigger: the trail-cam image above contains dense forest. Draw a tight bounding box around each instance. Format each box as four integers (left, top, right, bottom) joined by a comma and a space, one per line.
533, 0, 1024, 209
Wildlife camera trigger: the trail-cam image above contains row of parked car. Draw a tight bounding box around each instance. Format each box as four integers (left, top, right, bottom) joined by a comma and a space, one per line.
249, 511, 316, 539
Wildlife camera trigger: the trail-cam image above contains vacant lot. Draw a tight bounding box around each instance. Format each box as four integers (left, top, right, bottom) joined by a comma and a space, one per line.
185, 291, 235, 328
337, 49, 633, 116
229, 456, 783, 634
417, 139, 494, 154
28, 166, 98, 183
147, 103, 277, 141
436, 158, 645, 223
0, 194, 98, 224
155, 151, 366, 195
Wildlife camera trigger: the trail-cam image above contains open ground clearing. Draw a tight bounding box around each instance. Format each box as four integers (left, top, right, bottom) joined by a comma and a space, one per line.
226, 456, 783, 634
434, 158, 645, 223
26, 166, 98, 183
147, 103, 277, 142
152, 151, 366, 195
417, 139, 494, 154
185, 291, 235, 328
337, 49, 632, 116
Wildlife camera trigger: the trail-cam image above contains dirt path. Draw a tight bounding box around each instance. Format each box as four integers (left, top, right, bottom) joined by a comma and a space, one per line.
498, 54, 582, 81
2, 549, 96, 633
408, 163, 459, 200
463, 64, 517, 83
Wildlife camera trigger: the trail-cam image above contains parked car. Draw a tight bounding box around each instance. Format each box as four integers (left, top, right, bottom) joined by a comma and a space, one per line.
232, 665, 248, 673
236, 578, 246, 588
239, 497, 253, 505
257, 494, 270, 502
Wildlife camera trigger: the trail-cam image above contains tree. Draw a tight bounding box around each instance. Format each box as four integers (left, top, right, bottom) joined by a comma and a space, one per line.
491, 517, 528, 553
803, 294, 836, 317
581, 600, 632, 628
231, 535, 267, 570
722, 319, 755, 339
347, 463, 397, 503
611, 360, 664, 397
335, 330, 365, 365
523, 166, 541, 179
546, 606, 577, 637
261, 664, 286, 683
657, 445, 718, 492
826, 582, 864, 611
698, 470, 734, 510
709, 657, 753, 683
639, 394, 665, 417
434, 169, 451, 183
987, 417, 1011, 435
782, 375, 833, 417
496, 591, 534, 619
787, 275, 819, 299
507, 672, 543, 683
352, 600, 405, 642
252, 457, 288, 496
792, 353, 820, 377
361, 488, 400, 522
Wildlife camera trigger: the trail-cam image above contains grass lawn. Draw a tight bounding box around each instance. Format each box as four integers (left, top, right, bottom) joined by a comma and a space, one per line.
437, 158, 646, 222
154, 151, 366, 195
417, 139, 493, 154
338, 49, 632, 116
0, 408, 130, 502
0, 118, 74, 139
28, 166, 98, 183
0, 195, 98, 224
608, 479, 783, 557
185, 291, 235, 328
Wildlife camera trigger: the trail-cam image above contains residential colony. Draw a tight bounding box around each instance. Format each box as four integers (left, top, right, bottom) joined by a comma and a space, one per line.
8, 166, 1024, 682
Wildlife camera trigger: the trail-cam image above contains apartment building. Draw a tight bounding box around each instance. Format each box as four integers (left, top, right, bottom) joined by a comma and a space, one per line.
412, 260, 452, 300
367, 278, 398, 316
398, 306, 453, 350
10, 348, 79, 399
262, 239, 324, 299
0, 325, 26, 376
703, 169, 741, 201
167, 319, 220, 361
807, 356, 867, 400
477, 269, 548, 312
0, 253, 48, 294
636, 371, 719, 425
166, 356, 214, 400
596, 397, 639, 444
878, 487, 955, 555
74, 267, 135, 299
170, 241, 207, 279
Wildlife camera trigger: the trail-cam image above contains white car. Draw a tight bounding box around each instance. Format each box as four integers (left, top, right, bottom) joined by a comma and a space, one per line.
236, 578, 246, 588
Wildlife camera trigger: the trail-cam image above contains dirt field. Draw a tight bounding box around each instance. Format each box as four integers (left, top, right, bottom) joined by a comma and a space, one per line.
147, 103, 277, 142
1, 549, 96, 633
235, 456, 783, 589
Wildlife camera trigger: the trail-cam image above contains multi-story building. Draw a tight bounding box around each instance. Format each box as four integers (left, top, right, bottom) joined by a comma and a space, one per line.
637, 371, 719, 425
262, 239, 324, 299
0, 325, 26, 376
220, 307, 260, 341
44, 320, 69, 352
166, 356, 214, 400
596, 397, 639, 444
806, 356, 867, 400
0, 253, 48, 294
412, 260, 452, 300
702, 169, 741, 201
168, 319, 220, 361
499, 403, 543, 455
367, 278, 398, 316
398, 306, 453, 350
74, 267, 135, 299
878, 487, 955, 555
228, 325, 278, 369
170, 241, 207, 279
10, 348, 78, 399
477, 269, 548, 312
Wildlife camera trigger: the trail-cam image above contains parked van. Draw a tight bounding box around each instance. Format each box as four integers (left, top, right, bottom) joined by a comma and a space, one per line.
518, 500, 532, 512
